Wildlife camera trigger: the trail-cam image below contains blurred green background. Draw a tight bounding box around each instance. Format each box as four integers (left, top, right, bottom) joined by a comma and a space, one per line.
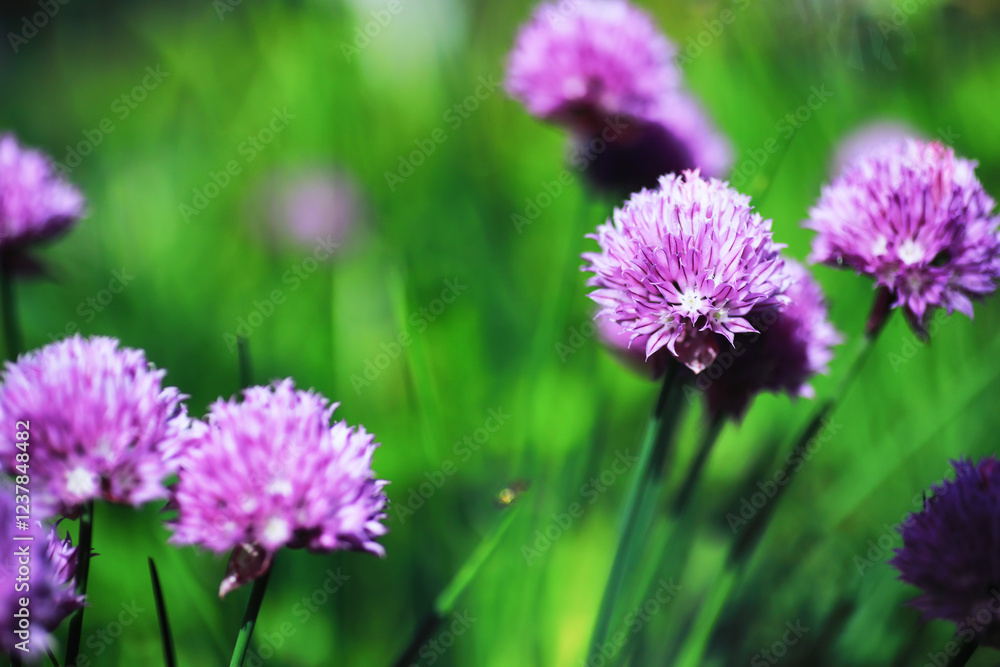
3, 0, 1000, 664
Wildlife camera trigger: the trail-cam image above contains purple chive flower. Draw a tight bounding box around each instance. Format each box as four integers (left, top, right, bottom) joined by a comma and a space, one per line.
891, 456, 1000, 647
254, 166, 364, 251
169, 380, 388, 597
0, 134, 85, 251
583, 170, 789, 373
505, 0, 680, 124
595, 311, 673, 380
574, 91, 733, 198
831, 119, 922, 175
701, 260, 842, 420
806, 139, 1000, 328
0, 336, 190, 519
0, 489, 84, 659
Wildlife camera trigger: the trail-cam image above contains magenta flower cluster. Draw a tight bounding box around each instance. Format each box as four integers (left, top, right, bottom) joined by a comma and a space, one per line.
505, 0, 678, 122
0, 336, 190, 519
806, 139, 1000, 327
892, 457, 1000, 648
505, 0, 731, 196
0, 134, 85, 251
584, 171, 789, 374
169, 380, 388, 591
0, 487, 84, 658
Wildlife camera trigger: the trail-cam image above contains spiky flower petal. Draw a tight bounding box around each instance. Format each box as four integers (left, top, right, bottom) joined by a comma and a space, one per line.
806, 139, 1000, 327
0, 134, 85, 250
505, 0, 679, 122
169, 380, 388, 595
0, 336, 189, 519
583, 171, 789, 373
892, 457, 1000, 647
701, 260, 842, 419
0, 489, 84, 659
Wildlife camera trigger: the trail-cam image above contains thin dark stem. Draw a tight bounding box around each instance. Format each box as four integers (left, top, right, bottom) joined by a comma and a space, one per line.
228, 565, 273, 667
1, 252, 22, 360
866, 285, 894, 339
391, 614, 441, 667
64, 501, 94, 667
586, 363, 688, 660
148, 558, 177, 667
946, 641, 977, 667
45, 647, 61, 667
237, 337, 253, 390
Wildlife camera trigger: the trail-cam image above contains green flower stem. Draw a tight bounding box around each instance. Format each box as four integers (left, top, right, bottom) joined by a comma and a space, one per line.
391, 508, 518, 667
671, 416, 726, 516
586, 363, 689, 662
674, 300, 891, 667
228, 564, 273, 667
1, 252, 22, 360
64, 501, 94, 667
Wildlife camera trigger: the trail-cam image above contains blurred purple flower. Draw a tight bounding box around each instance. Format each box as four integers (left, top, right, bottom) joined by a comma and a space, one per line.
702, 260, 842, 420
574, 91, 733, 199
0, 336, 190, 519
583, 171, 789, 373
0, 489, 84, 659
0, 134, 85, 251
805, 139, 1000, 329
830, 119, 922, 175
892, 456, 1000, 647
256, 166, 364, 251
169, 379, 388, 596
505, 0, 680, 123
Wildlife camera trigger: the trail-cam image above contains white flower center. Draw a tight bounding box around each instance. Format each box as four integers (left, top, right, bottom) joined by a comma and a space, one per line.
262, 517, 291, 545
658, 312, 675, 327
872, 235, 888, 256
898, 239, 924, 265
709, 309, 728, 324
266, 479, 293, 496
65, 467, 98, 498
677, 289, 706, 315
